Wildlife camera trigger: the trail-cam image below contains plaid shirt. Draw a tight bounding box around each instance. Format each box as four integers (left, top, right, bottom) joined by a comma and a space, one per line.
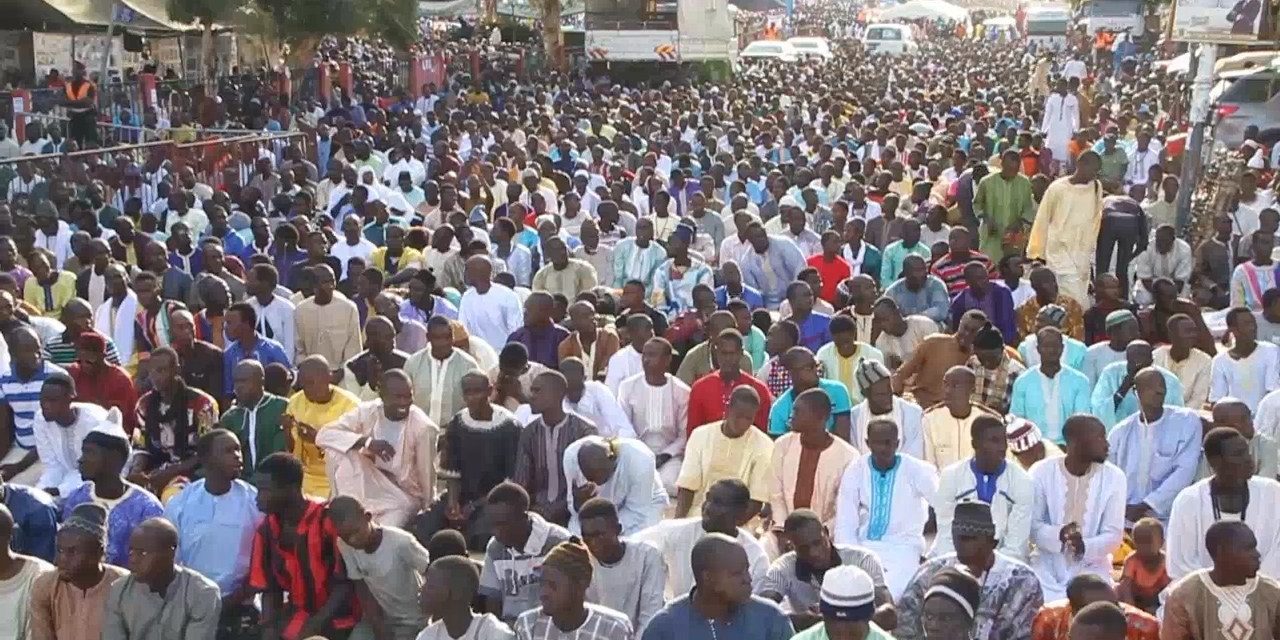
967, 353, 1025, 414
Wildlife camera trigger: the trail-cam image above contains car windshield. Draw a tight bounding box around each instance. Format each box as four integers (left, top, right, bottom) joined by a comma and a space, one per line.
866, 28, 902, 40
793, 42, 820, 49
748, 44, 781, 53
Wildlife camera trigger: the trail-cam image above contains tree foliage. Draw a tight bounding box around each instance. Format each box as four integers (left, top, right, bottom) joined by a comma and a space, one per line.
247, 0, 418, 47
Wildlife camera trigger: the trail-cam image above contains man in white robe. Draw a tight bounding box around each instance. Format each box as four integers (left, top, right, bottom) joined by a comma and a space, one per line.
834, 418, 939, 599
563, 436, 667, 535
1040, 79, 1080, 164
603, 315, 651, 394
848, 360, 926, 459
1027, 152, 1103, 308
634, 478, 770, 598
316, 370, 439, 527
618, 338, 690, 496
930, 415, 1033, 561
93, 264, 137, 367
562, 358, 636, 439
1028, 414, 1126, 601
1167, 427, 1280, 581
1106, 369, 1203, 525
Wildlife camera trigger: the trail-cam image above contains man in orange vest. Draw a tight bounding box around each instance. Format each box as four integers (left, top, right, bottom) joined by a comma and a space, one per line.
63, 61, 98, 148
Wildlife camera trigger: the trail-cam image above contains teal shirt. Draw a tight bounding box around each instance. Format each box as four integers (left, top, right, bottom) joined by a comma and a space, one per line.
791, 621, 895, 640
1009, 365, 1093, 444
768, 378, 853, 436
1090, 362, 1184, 429
747, 325, 768, 371
879, 240, 932, 288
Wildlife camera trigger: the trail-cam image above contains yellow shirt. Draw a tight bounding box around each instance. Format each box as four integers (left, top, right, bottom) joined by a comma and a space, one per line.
285, 387, 360, 498
22, 271, 77, 317
676, 421, 774, 513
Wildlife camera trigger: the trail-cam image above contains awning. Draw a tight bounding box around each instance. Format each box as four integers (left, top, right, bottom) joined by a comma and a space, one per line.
1, 0, 195, 31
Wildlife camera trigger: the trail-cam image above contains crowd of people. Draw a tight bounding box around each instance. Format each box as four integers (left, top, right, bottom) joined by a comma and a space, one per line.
2, 2, 1280, 640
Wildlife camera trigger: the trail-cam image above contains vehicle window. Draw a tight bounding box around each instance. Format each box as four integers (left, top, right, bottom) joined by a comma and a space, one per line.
867, 28, 901, 40
1219, 77, 1276, 103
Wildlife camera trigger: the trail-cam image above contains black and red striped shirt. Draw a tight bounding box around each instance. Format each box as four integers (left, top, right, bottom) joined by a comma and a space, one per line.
249, 499, 357, 640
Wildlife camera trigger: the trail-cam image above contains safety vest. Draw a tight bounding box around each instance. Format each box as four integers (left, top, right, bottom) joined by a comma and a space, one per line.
65, 80, 93, 101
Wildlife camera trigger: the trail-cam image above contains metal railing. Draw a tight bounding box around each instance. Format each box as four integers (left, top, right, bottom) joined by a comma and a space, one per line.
0, 131, 311, 197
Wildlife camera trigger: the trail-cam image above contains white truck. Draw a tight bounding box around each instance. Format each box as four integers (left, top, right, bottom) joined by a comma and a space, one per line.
584, 0, 738, 65
1024, 4, 1073, 52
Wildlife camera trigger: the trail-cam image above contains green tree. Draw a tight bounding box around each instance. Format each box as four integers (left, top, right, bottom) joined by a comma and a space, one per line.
166, 0, 244, 83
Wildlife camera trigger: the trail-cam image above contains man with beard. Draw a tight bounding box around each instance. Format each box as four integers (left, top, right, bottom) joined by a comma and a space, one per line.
317, 369, 438, 528
1028, 415, 1127, 601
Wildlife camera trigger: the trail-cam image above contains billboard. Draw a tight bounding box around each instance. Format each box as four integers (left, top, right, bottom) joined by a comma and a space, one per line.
1172, 0, 1266, 43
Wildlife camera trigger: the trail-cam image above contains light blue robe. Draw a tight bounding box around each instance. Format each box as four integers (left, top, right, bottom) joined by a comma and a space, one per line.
1106, 405, 1203, 521
1082, 342, 1126, 387
653, 258, 715, 316
879, 240, 933, 289
1090, 363, 1184, 429
740, 236, 806, 309
1017, 334, 1088, 372
611, 238, 668, 291
1009, 365, 1092, 445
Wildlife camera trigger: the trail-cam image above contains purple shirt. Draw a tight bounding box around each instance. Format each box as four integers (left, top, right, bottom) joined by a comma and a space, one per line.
949, 282, 1017, 345
507, 323, 571, 367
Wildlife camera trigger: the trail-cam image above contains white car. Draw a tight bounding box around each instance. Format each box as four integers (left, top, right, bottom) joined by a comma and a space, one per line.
862, 23, 919, 55
787, 36, 834, 60
740, 40, 800, 63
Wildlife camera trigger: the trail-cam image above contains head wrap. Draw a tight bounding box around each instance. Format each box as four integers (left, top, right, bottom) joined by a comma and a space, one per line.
855, 359, 891, 392
1105, 309, 1137, 329
77, 332, 106, 354
924, 568, 981, 621
542, 538, 593, 584
83, 428, 130, 462
973, 322, 1003, 350
1006, 417, 1043, 454
62, 502, 108, 546
1037, 304, 1067, 328
952, 501, 997, 538
818, 566, 876, 622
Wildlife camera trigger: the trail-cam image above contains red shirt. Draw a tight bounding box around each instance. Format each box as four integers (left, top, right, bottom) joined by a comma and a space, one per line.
66, 363, 138, 434
806, 254, 852, 303
686, 371, 773, 436
250, 500, 358, 640
930, 250, 994, 296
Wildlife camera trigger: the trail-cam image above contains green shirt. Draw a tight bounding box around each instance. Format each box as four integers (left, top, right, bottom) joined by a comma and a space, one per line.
791, 621, 895, 640
219, 393, 289, 470
1098, 147, 1129, 183
973, 172, 1037, 261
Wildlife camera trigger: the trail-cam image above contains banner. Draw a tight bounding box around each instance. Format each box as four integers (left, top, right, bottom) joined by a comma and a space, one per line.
1172, 0, 1266, 43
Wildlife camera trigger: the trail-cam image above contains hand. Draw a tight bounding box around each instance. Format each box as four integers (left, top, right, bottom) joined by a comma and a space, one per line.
364, 439, 395, 461
126, 471, 151, 488
1125, 503, 1153, 523
295, 421, 318, 442
572, 481, 598, 509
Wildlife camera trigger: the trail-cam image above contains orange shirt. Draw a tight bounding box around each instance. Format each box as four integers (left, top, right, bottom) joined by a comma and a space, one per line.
1031, 600, 1160, 640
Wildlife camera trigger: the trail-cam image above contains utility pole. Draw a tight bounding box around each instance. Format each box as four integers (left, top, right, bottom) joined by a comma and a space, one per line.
1175, 42, 1217, 231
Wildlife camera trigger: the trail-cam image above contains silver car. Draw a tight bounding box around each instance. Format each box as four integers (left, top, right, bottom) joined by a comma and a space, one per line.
1212, 68, 1280, 148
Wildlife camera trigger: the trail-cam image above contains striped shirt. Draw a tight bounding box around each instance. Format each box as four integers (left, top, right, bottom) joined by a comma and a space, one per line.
44, 331, 122, 367
0, 361, 67, 449
7, 175, 44, 201
112, 183, 158, 212
249, 499, 357, 639
514, 603, 634, 640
